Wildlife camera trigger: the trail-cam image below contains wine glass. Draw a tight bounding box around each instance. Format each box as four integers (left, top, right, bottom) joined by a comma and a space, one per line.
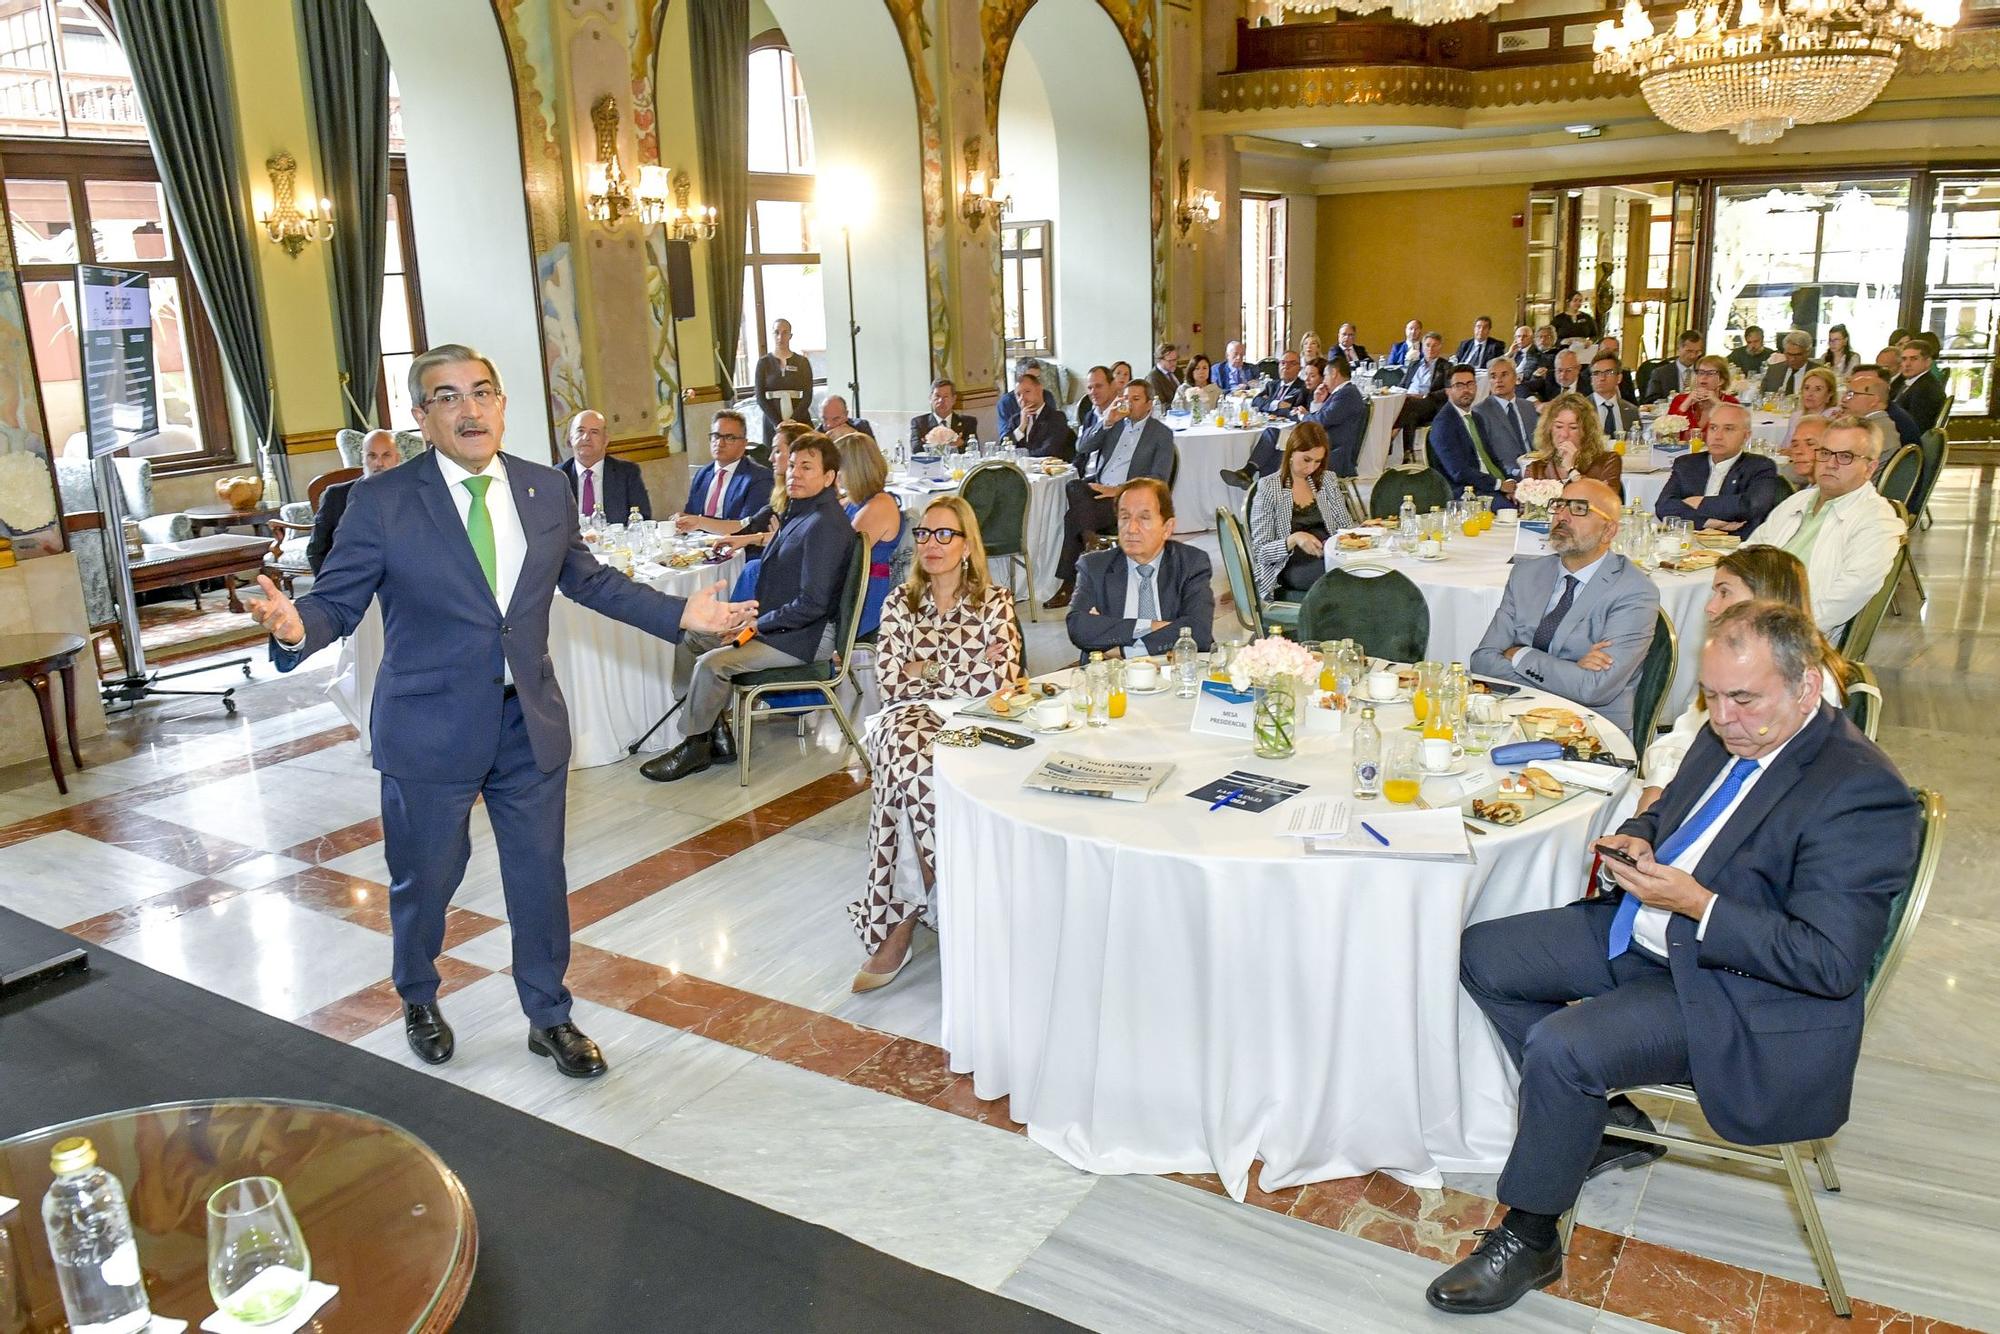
207, 1177, 310, 1325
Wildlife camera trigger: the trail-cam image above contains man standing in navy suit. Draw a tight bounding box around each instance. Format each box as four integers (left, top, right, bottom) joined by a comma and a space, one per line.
682, 408, 772, 523
250, 345, 756, 1079
1430, 601, 1918, 1313
558, 409, 651, 521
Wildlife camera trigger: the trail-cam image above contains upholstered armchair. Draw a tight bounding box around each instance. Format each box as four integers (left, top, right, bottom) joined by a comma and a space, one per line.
334, 427, 425, 468
53, 455, 193, 668
265, 466, 363, 593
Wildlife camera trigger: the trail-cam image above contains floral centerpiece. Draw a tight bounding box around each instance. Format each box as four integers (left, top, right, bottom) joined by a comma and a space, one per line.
923, 423, 962, 449
1652, 412, 1690, 445
1513, 477, 1566, 524
1229, 635, 1320, 759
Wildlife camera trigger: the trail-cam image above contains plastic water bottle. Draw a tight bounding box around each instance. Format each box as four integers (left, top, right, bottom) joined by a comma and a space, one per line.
41, 1138, 149, 1334
1399, 494, 1417, 543
1084, 652, 1110, 728
1172, 627, 1200, 698
1352, 706, 1382, 800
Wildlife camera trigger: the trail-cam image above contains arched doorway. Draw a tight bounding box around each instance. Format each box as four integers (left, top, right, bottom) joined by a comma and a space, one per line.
998, 0, 1150, 375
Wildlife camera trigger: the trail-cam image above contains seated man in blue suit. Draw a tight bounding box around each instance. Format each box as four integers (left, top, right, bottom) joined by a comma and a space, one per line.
1473, 358, 1540, 480
682, 408, 773, 524
1005, 366, 1077, 460
1469, 478, 1660, 739
1455, 315, 1506, 371
1238, 354, 1367, 481
1252, 350, 1309, 416
818, 395, 873, 440
1654, 402, 1781, 534
250, 345, 755, 1079
1429, 366, 1518, 504
1431, 600, 1918, 1313
1386, 319, 1424, 367
559, 408, 651, 521
995, 356, 1042, 439
1046, 380, 1176, 609
908, 376, 977, 452
1066, 478, 1214, 661
648, 432, 854, 783
1215, 341, 1255, 394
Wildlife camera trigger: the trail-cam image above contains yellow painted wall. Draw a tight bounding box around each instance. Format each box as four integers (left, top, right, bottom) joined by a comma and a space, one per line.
1315, 184, 1529, 355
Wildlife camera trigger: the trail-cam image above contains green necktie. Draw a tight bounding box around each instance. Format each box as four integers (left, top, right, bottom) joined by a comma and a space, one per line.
1465, 412, 1504, 479
461, 475, 498, 593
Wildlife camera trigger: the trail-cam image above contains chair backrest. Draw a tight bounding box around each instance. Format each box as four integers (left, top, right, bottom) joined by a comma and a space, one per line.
1874, 443, 1921, 508
1214, 508, 1265, 635
1834, 535, 1905, 664
1843, 661, 1881, 741
1294, 566, 1430, 663
826, 533, 869, 683
1909, 427, 1948, 522
1367, 465, 1449, 520
308, 467, 363, 510
1933, 393, 1955, 432
336, 428, 426, 467
958, 460, 1030, 557
1636, 357, 1670, 399
1628, 611, 1679, 745
1865, 787, 1944, 1022
1253, 357, 1280, 380
1769, 473, 1796, 504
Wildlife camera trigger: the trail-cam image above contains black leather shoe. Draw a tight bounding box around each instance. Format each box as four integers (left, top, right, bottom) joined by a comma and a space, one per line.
1425, 1226, 1564, 1314
528, 1021, 608, 1078
1587, 1099, 1668, 1180
709, 720, 736, 761
640, 736, 711, 782
404, 1002, 454, 1065
1043, 582, 1073, 611
1219, 465, 1256, 491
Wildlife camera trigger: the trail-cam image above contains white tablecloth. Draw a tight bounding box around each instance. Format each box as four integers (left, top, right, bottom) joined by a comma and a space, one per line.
891, 465, 1069, 602
935, 682, 1637, 1200
1357, 391, 1410, 479
1624, 464, 1671, 513
1169, 423, 1269, 531
334, 552, 745, 767
1326, 527, 1713, 720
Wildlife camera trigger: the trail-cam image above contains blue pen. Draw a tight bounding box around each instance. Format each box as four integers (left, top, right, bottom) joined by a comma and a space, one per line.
1361, 821, 1391, 847
1208, 787, 1245, 811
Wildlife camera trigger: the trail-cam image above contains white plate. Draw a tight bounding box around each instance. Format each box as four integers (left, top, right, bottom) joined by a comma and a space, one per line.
1356, 689, 1413, 705
1124, 681, 1174, 696
1026, 717, 1082, 735
1418, 758, 1474, 779
1415, 551, 1448, 562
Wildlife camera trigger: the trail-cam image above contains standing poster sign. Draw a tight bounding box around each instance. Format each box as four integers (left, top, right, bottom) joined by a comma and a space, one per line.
79, 264, 156, 457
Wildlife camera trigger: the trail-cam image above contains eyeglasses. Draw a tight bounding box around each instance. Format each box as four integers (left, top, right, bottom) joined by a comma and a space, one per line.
1550, 498, 1611, 519
912, 526, 965, 545
1813, 448, 1873, 468
421, 386, 500, 410
711, 431, 747, 443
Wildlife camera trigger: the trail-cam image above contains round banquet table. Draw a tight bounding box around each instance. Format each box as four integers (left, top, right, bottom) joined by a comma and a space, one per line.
935, 678, 1637, 1201
1168, 421, 1275, 531
890, 463, 1069, 602
334, 549, 744, 767
1623, 461, 1671, 512
1355, 390, 1410, 479
1325, 524, 1713, 721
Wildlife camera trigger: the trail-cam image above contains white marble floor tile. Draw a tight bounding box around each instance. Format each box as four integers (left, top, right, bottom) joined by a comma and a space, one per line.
626, 1053, 1099, 1291
607, 744, 848, 822
998, 1174, 1596, 1333
442, 924, 516, 972
135, 757, 384, 851
828, 931, 943, 1046
210, 853, 311, 890
1588, 1316, 1673, 1333
0, 829, 201, 928
1440, 1161, 1650, 1239
785, 792, 872, 851
349, 974, 758, 1149
102, 892, 388, 1021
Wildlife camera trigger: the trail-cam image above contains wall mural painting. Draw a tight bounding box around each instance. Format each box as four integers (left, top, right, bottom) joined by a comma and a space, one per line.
883, 0, 952, 383
616, 0, 681, 438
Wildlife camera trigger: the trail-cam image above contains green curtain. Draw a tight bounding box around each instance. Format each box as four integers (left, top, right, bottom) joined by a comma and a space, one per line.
298, 0, 390, 430
108, 0, 279, 485
689, 0, 748, 396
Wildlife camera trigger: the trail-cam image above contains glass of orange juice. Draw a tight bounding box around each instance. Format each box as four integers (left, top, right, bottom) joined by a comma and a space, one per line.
1479, 498, 1495, 532
1318, 641, 1339, 692
1383, 737, 1422, 804
1410, 660, 1442, 723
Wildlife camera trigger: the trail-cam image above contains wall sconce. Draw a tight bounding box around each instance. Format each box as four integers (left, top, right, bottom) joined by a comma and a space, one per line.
1173, 159, 1221, 240
958, 135, 1011, 233
661, 169, 718, 242
585, 95, 650, 227
259, 151, 333, 257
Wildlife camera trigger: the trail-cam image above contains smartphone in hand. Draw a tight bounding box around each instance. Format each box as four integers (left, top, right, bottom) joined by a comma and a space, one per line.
1594, 842, 1641, 869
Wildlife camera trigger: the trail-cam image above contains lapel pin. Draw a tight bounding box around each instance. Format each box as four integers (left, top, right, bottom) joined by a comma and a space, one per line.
528, 487, 536, 498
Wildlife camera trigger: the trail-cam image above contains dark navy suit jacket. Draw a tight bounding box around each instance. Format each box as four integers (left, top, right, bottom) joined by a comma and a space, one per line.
1011, 404, 1077, 460
1067, 540, 1214, 660
1304, 381, 1368, 477
683, 458, 774, 523
1654, 451, 1782, 530
1614, 707, 1919, 1145
751, 487, 854, 663
1428, 406, 1506, 499
274, 448, 686, 781
305, 478, 355, 575
1253, 378, 1310, 415
559, 454, 651, 521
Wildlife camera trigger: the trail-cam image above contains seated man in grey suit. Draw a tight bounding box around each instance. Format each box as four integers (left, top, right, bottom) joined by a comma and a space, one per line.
1587, 354, 1641, 439
1473, 358, 1540, 478
1046, 380, 1176, 609
1066, 477, 1214, 661
1470, 478, 1661, 740
1758, 331, 1819, 397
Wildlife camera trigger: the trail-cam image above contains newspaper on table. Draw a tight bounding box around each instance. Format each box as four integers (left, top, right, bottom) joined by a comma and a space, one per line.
1023, 752, 1177, 803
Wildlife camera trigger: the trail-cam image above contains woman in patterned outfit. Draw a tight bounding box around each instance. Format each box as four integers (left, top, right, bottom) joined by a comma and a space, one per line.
849, 496, 1023, 991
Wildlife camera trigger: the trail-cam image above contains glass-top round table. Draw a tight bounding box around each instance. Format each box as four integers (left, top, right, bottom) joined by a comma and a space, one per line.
0, 1098, 475, 1331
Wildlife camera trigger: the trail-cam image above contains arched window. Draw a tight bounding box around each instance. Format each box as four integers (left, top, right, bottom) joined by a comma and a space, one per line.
736, 33, 823, 390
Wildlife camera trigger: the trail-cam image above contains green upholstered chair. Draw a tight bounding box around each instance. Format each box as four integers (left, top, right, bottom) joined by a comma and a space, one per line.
1873, 443, 1921, 509
1367, 466, 1449, 520
1294, 566, 1429, 664
1627, 611, 1679, 746
728, 535, 872, 786
959, 460, 1036, 621
1215, 508, 1297, 635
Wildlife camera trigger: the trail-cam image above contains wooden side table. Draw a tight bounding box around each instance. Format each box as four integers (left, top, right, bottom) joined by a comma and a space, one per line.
184, 501, 284, 536
0, 632, 87, 794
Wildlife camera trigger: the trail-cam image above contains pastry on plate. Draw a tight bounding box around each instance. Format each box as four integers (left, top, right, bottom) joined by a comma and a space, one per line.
1519, 767, 1566, 799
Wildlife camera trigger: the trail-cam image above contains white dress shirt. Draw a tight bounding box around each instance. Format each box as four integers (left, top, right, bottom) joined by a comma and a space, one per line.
1120, 553, 1162, 655
1630, 723, 1803, 958
573, 459, 604, 518
1099, 420, 1145, 486
703, 460, 738, 517
1594, 394, 1623, 434
1702, 453, 1738, 497
436, 450, 528, 681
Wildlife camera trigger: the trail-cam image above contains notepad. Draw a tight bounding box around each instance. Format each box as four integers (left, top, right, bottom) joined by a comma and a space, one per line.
1303, 809, 1475, 862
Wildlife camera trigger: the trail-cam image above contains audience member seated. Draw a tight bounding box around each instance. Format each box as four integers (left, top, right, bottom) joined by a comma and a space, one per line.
1598, 336, 1639, 402
307, 428, 400, 575
1533, 348, 1584, 403
1727, 325, 1774, 379
1645, 330, 1706, 403
681, 408, 772, 525
847, 496, 1022, 993
645, 432, 853, 783
1506, 324, 1535, 372
1822, 322, 1862, 377
1758, 331, 1819, 397
1395, 332, 1453, 448
1794, 366, 1839, 423
1780, 416, 1825, 490
1006, 367, 1076, 460
1296, 357, 1324, 414
1248, 422, 1353, 601
1334, 322, 1370, 365
995, 356, 1042, 439
1470, 478, 1659, 739
1521, 392, 1624, 493
1840, 367, 1921, 448
1551, 291, 1599, 342
1637, 547, 1849, 812
1744, 416, 1905, 641
559, 408, 651, 521
1173, 354, 1222, 418
839, 433, 905, 640
1232, 355, 1365, 485
819, 395, 872, 440
1518, 325, 1559, 393
1455, 316, 1506, 371
1588, 354, 1641, 438
1874, 344, 1901, 375
1654, 402, 1781, 534
1429, 365, 1516, 503
1476, 359, 1540, 478
1387, 319, 1424, 367
1299, 331, 1325, 364
1146, 342, 1181, 407
1065, 477, 1213, 661
1431, 598, 1916, 1316
680, 420, 806, 544
1074, 364, 1118, 436
1892, 339, 1947, 431
1046, 380, 1175, 609
909, 377, 976, 452
1252, 350, 1309, 416
1666, 355, 1739, 435
1215, 340, 1254, 394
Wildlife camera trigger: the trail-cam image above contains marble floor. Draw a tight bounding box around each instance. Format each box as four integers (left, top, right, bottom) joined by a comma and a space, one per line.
2, 473, 1996, 1332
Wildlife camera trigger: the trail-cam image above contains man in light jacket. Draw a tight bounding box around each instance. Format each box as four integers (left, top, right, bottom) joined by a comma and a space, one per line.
1743, 416, 1904, 642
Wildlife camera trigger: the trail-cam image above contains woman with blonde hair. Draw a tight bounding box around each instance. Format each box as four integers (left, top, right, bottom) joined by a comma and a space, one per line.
1521, 391, 1623, 491
838, 432, 905, 638
1795, 365, 1839, 419
849, 496, 1023, 990
1636, 546, 1855, 813
1299, 330, 1324, 363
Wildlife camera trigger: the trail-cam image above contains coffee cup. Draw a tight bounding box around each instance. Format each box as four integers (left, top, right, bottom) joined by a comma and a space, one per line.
1418, 537, 1443, 559
1030, 696, 1070, 730
1421, 737, 1466, 773
1126, 659, 1160, 690
1468, 692, 1501, 726
1366, 670, 1400, 701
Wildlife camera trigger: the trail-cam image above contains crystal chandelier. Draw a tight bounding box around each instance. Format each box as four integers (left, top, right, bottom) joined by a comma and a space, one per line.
1279, 0, 1505, 23
1593, 0, 1960, 145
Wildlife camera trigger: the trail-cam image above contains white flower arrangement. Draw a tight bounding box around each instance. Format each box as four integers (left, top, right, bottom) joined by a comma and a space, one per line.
923, 424, 961, 447
1653, 413, 1690, 441
1229, 635, 1320, 692
1514, 478, 1565, 511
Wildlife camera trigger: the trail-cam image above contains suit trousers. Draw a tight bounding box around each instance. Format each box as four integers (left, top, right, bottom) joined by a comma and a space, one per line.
673, 629, 809, 734
381, 693, 573, 1029
1395, 395, 1442, 447
1057, 480, 1119, 582
1248, 425, 1286, 477
1459, 898, 1692, 1217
